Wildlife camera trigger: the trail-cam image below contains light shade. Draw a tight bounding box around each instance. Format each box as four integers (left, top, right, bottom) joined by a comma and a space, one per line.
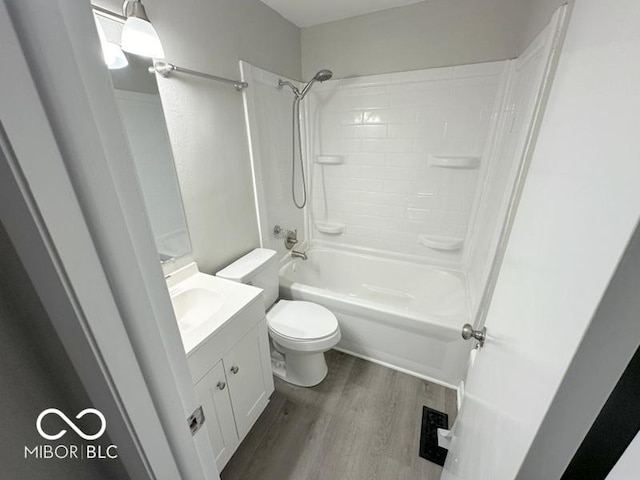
104, 42, 129, 70
95, 16, 129, 70
121, 17, 165, 59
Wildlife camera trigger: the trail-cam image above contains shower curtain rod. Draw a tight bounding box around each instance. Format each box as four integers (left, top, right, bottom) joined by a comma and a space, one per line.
91, 6, 248, 91
149, 62, 249, 91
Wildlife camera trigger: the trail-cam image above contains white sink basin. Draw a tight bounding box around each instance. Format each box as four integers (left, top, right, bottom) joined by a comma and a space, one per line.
167, 265, 263, 355
171, 287, 225, 333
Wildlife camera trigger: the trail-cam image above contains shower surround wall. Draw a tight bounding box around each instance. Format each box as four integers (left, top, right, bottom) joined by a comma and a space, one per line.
307, 61, 508, 269
243, 50, 555, 326
241, 14, 564, 383
240, 62, 307, 258
465, 25, 563, 316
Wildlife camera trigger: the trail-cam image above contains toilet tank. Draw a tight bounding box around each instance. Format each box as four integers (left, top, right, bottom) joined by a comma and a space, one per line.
216, 248, 279, 309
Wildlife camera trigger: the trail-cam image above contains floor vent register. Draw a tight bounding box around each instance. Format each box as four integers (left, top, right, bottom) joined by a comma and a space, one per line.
419, 405, 449, 466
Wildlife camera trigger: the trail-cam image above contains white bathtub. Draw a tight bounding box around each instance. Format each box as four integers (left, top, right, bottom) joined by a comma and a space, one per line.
279, 248, 472, 387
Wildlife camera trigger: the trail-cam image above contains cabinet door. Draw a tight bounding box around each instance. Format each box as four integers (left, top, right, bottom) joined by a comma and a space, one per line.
194, 361, 239, 471
224, 321, 272, 438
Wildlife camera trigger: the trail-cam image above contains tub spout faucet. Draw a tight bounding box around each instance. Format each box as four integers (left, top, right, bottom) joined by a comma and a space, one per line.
291, 250, 308, 261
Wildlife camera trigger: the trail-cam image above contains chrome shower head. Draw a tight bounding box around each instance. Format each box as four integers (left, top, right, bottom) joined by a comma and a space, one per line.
278, 69, 333, 100
314, 69, 333, 82
299, 69, 333, 99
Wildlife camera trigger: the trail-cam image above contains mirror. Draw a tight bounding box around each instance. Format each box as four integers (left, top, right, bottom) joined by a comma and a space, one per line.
96, 12, 192, 262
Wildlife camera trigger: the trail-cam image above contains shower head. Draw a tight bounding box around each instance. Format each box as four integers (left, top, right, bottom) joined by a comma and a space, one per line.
278, 69, 333, 100
313, 69, 333, 82
299, 69, 334, 99
276, 68, 334, 210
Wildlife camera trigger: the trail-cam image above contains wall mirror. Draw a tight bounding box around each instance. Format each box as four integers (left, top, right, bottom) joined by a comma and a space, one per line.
95, 11, 192, 263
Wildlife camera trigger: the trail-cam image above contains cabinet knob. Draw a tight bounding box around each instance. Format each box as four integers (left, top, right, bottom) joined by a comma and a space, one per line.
230, 366, 239, 375
217, 381, 226, 390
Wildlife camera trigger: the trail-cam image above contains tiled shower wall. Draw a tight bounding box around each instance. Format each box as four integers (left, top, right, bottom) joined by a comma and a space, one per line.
465, 25, 559, 315
243, 41, 557, 321
307, 61, 508, 266
241, 62, 306, 259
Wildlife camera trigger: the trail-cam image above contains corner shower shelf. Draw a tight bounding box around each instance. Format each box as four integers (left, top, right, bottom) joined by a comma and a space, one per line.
418, 234, 464, 251
427, 154, 480, 169
315, 155, 345, 165
314, 222, 346, 235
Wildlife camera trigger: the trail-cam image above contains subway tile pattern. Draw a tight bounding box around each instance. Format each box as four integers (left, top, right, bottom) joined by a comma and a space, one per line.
308, 62, 507, 264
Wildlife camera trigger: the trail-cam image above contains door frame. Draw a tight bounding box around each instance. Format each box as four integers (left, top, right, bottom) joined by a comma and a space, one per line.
1, 0, 218, 478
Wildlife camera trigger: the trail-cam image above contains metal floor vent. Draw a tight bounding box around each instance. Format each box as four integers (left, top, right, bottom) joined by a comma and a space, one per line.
419, 406, 449, 466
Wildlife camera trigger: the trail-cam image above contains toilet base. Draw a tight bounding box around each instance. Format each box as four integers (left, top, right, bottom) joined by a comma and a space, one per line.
270, 341, 329, 387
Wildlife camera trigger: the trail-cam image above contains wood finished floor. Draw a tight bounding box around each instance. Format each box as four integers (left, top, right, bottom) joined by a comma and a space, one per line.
221, 350, 457, 480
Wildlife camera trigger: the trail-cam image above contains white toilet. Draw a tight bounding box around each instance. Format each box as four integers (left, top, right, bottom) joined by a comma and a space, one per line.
216, 248, 340, 387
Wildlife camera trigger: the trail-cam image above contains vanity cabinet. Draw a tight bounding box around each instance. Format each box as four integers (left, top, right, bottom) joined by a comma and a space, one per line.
194, 360, 239, 469
223, 321, 271, 438
187, 293, 274, 472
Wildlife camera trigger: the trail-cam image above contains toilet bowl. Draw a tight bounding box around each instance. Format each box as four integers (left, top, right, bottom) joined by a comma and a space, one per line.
216, 248, 341, 387
267, 299, 340, 387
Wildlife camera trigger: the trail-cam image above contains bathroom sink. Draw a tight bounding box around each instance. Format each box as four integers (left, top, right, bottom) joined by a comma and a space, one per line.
167, 264, 263, 355
171, 287, 225, 333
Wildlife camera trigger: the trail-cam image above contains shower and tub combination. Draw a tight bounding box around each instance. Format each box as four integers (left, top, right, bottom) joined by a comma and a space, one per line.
279, 248, 470, 383
240, 24, 556, 388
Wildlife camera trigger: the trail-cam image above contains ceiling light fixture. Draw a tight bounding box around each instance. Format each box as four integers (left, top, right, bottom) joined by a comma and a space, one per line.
121, 0, 165, 59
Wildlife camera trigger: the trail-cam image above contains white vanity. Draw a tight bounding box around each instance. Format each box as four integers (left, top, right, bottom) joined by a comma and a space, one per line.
105, 38, 274, 472
167, 262, 274, 471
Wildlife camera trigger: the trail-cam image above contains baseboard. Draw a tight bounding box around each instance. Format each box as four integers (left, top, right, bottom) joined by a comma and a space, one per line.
332, 347, 457, 390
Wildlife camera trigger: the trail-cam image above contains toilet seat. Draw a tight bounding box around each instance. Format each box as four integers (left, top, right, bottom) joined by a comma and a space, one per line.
267, 300, 339, 341
266, 300, 340, 353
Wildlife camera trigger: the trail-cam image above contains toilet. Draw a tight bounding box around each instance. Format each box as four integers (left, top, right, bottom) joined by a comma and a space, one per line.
216, 248, 340, 387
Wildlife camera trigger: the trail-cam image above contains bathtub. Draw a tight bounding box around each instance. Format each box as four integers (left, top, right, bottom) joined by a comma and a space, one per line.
279, 248, 472, 388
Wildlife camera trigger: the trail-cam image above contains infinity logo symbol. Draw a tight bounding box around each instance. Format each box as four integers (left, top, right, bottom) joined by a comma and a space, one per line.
36, 408, 106, 441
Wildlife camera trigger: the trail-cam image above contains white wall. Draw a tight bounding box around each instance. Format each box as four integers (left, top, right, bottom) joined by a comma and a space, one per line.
241, 62, 306, 258
94, 0, 301, 273
306, 62, 507, 266
301, 0, 528, 80
300, 0, 570, 81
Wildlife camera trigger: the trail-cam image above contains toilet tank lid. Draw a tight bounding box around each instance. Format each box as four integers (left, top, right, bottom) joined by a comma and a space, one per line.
215, 248, 277, 282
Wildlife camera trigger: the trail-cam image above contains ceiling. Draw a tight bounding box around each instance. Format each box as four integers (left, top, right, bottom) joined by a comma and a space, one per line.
260, 0, 428, 28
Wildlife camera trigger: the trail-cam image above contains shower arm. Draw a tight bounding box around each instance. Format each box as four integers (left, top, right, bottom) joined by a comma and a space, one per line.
278, 79, 301, 97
